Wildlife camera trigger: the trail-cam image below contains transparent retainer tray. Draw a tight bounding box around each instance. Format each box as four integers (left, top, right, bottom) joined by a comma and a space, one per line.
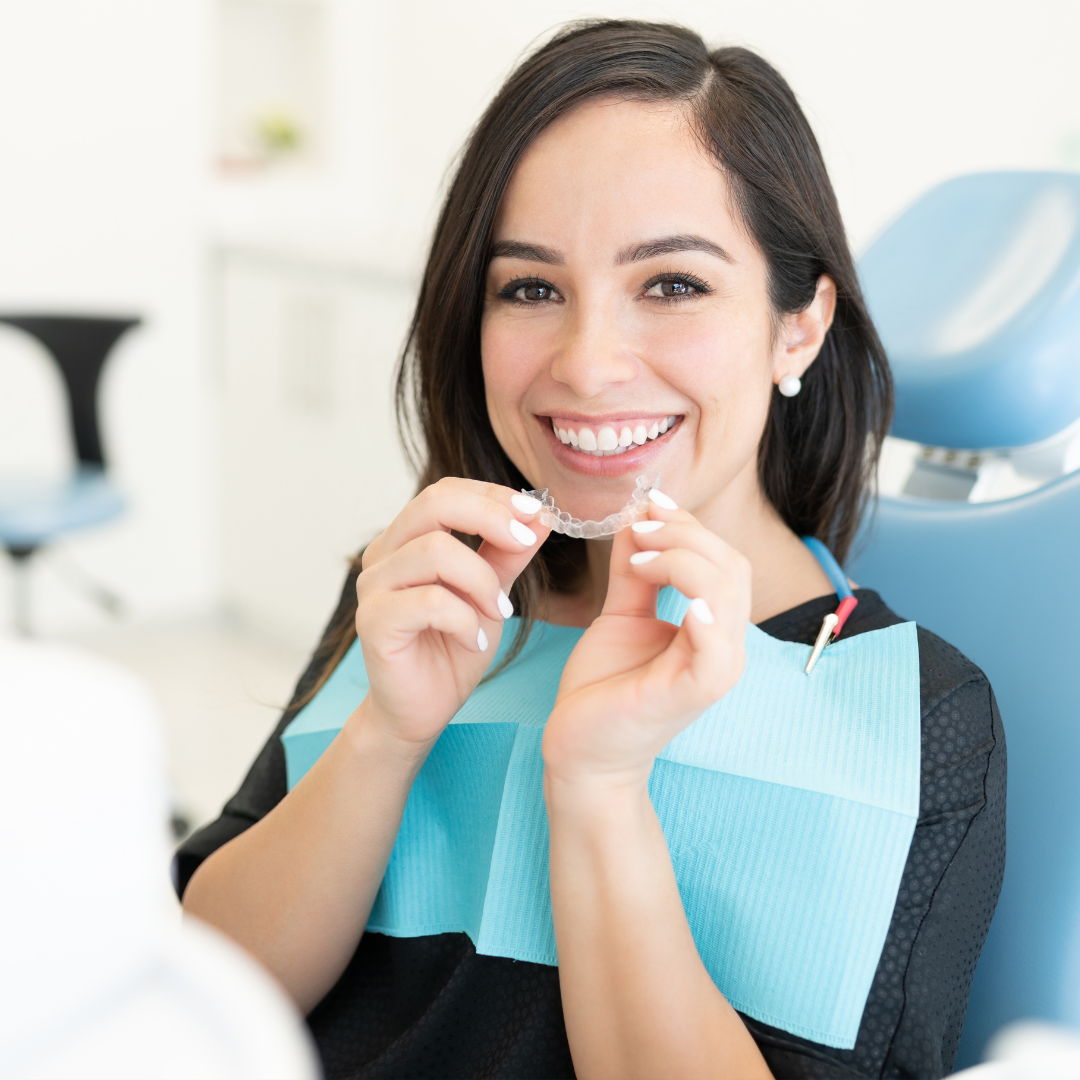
524, 474, 660, 539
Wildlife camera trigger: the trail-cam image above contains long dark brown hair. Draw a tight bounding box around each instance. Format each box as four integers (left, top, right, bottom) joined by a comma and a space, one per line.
302, 19, 892, 699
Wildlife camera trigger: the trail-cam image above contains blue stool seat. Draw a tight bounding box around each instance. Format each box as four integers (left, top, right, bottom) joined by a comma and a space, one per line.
860, 172, 1080, 449
0, 314, 138, 633
0, 468, 125, 551
850, 470, 1080, 1066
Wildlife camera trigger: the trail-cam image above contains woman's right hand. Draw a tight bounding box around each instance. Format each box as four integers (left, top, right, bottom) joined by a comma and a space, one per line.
352, 477, 549, 748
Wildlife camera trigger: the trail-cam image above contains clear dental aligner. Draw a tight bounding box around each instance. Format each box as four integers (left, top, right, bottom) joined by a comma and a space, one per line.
524, 475, 660, 539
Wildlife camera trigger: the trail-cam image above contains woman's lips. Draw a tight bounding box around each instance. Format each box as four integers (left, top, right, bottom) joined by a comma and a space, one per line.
538, 414, 683, 475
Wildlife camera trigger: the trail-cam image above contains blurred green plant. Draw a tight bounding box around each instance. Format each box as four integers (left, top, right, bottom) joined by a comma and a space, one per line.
257, 110, 302, 154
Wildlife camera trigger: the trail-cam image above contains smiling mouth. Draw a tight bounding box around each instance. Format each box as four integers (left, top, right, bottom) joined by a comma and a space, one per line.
548, 415, 682, 457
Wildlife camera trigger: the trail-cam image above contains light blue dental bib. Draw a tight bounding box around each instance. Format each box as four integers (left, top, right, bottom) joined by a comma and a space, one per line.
282, 590, 920, 1049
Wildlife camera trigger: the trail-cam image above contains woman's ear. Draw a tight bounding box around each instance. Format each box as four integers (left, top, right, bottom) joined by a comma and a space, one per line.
772, 274, 837, 386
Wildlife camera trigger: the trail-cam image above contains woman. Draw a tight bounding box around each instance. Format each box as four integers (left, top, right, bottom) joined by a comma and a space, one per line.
178, 21, 1005, 1080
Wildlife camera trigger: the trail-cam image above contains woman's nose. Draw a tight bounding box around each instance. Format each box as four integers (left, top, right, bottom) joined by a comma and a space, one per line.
549, 304, 637, 398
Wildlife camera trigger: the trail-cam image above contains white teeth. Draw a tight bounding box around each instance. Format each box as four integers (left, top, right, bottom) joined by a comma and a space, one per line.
552, 417, 680, 455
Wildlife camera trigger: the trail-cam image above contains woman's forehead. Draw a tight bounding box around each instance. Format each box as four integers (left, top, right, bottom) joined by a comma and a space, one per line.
494, 98, 743, 256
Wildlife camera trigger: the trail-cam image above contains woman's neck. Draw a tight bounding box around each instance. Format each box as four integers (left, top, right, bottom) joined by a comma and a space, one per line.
538, 539, 613, 628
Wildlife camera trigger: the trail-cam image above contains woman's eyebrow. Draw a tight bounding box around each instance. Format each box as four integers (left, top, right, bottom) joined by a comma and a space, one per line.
489, 240, 565, 265
616, 234, 733, 264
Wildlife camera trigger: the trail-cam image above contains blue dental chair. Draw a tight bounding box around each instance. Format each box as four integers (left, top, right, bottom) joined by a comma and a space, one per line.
0, 315, 139, 634
849, 172, 1080, 1069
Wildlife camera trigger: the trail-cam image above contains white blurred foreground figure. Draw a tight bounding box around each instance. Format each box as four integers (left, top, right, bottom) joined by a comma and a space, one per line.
0, 640, 319, 1080
954, 1021, 1080, 1079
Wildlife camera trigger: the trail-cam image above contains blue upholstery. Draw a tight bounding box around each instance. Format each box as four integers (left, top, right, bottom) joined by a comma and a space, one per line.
0, 467, 125, 550
848, 472, 1080, 1066
860, 172, 1080, 449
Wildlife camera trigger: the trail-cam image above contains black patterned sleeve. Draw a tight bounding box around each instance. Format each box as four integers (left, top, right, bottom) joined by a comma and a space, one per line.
173, 564, 362, 898
878, 641, 1006, 1077
746, 626, 1007, 1080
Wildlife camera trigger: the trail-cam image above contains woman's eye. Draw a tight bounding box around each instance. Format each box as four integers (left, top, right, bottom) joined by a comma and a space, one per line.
517, 283, 554, 301
501, 279, 560, 303
644, 277, 700, 299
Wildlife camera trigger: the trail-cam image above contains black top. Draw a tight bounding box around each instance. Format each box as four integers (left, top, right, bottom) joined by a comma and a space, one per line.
176, 572, 1006, 1080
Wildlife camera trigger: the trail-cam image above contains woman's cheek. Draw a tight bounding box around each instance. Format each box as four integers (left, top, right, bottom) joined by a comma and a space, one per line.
637, 315, 746, 397
481, 321, 546, 465
482, 325, 523, 409
483, 315, 548, 387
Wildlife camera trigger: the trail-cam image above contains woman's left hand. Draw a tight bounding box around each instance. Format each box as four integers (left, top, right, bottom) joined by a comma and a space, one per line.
543, 502, 751, 785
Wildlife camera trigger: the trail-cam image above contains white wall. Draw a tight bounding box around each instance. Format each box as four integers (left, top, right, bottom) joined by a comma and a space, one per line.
216, 249, 417, 647
2, 0, 1077, 640
217, 0, 1080, 263
360, 0, 1080, 260
0, 0, 213, 634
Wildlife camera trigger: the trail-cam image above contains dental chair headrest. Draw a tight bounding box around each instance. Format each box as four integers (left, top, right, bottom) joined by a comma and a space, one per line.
859, 171, 1080, 450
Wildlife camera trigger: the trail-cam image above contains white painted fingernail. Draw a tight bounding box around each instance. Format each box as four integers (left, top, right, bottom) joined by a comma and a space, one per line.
509, 519, 538, 546
497, 590, 514, 619
689, 597, 715, 625
477, 627, 489, 651
632, 520, 666, 533
629, 549, 662, 565
648, 489, 678, 510
511, 493, 542, 514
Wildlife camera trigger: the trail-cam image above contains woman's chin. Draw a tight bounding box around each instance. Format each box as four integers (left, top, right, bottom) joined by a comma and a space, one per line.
535, 474, 650, 526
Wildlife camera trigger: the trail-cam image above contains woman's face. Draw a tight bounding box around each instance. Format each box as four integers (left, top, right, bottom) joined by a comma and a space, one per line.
482, 97, 813, 525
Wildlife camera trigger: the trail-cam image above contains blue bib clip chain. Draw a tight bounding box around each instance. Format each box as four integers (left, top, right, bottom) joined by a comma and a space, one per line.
801, 536, 858, 675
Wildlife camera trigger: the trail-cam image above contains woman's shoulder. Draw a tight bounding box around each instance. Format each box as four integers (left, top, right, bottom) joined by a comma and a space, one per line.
760, 589, 1001, 794
761, 588, 992, 710
830, 591, 1004, 828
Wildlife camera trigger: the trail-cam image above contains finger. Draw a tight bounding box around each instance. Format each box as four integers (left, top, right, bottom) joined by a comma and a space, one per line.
477, 514, 553, 595
627, 546, 749, 632
601, 497, 731, 619
628, 516, 739, 570
626, 546, 751, 699
364, 478, 544, 569
361, 583, 488, 656
633, 492, 703, 532
601, 526, 659, 619
359, 530, 509, 623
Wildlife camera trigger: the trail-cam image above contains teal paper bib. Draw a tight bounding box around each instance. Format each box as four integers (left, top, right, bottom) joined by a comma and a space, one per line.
282, 589, 921, 1049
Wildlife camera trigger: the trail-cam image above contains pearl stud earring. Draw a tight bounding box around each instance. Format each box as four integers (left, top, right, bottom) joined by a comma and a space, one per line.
778, 374, 802, 397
